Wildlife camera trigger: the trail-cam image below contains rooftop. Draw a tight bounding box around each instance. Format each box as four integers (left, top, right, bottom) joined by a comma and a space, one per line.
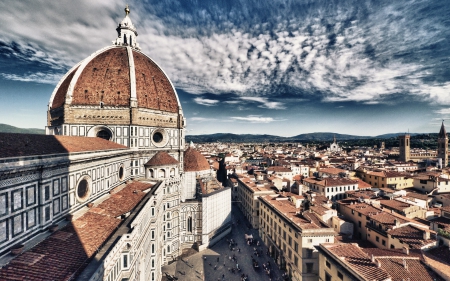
0, 181, 153, 281
0, 133, 128, 158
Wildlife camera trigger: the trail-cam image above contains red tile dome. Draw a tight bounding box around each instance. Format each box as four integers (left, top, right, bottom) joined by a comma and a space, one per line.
184, 147, 210, 172
145, 151, 179, 166
47, 7, 183, 131
49, 46, 180, 113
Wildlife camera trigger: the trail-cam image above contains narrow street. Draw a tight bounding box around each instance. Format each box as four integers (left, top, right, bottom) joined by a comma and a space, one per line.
162, 205, 286, 281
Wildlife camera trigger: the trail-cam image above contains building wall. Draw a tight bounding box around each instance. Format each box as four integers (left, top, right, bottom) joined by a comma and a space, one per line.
318, 250, 357, 281
201, 188, 232, 247
0, 149, 131, 255
259, 199, 335, 281
338, 204, 373, 240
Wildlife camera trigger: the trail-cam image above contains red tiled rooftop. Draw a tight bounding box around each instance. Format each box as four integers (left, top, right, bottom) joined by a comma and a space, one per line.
184, 147, 210, 172
260, 196, 330, 230
145, 151, 179, 166
387, 225, 436, 249
0, 133, 128, 158
321, 243, 391, 281
0, 181, 152, 281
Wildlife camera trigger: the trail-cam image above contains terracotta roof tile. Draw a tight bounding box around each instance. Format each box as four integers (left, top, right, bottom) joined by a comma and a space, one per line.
144, 151, 179, 166
322, 243, 391, 281
183, 147, 210, 172
0, 181, 152, 281
0, 133, 128, 158
387, 225, 436, 249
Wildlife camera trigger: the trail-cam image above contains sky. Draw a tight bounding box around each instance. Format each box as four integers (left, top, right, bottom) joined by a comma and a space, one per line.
0, 0, 449, 137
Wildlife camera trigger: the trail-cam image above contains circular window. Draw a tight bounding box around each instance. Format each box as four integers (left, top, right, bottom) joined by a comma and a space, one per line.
77, 179, 89, 200
151, 129, 168, 147
153, 132, 163, 143
118, 166, 124, 181
75, 175, 92, 203
96, 129, 112, 140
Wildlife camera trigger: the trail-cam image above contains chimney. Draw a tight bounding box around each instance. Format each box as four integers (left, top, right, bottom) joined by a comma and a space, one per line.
377, 260, 381, 268
371, 254, 375, 262
394, 219, 400, 227
402, 246, 409, 255
402, 258, 408, 270
423, 230, 430, 240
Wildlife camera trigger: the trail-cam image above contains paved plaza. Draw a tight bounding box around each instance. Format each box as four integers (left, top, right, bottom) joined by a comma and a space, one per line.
162, 205, 287, 281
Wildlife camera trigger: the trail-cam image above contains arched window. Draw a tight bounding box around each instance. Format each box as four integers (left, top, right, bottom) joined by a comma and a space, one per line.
167, 245, 170, 253
167, 212, 171, 219
159, 169, 166, 178
167, 223, 170, 229
150, 169, 154, 178
167, 232, 171, 238
187, 217, 192, 232
170, 168, 175, 177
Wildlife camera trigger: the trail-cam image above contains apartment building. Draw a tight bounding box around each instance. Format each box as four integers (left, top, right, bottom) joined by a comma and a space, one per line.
318, 243, 442, 281
259, 195, 335, 281
235, 176, 275, 228
303, 177, 359, 201
359, 170, 413, 189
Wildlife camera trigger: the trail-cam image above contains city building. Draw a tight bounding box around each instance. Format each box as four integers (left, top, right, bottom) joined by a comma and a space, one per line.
259, 194, 335, 281
303, 177, 359, 201
235, 175, 275, 228
318, 243, 443, 281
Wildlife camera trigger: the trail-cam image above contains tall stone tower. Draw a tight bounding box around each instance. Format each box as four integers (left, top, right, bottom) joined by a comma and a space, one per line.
398, 134, 410, 162
438, 121, 448, 167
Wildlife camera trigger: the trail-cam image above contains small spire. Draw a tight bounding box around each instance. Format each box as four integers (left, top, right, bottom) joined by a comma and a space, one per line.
439, 120, 447, 138
125, 4, 130, 15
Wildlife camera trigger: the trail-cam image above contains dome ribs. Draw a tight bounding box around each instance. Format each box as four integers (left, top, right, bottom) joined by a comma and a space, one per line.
51, 66, 79, 109
72, 48, 130, 107
133, 51, 178, 113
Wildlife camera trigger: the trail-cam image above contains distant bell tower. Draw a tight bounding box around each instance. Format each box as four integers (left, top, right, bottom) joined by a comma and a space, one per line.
438, 121, 448, 167
398, 134, 410, 162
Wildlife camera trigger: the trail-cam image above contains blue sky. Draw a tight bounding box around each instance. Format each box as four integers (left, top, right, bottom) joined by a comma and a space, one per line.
0, 0, 449, 136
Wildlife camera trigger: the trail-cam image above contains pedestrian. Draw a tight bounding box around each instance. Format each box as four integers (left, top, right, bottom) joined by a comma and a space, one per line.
238, 248, 241, 252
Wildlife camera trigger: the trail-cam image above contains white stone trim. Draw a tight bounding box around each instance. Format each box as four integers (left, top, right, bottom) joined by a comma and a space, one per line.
47, 61, 82, 110
127, 46, 137, 107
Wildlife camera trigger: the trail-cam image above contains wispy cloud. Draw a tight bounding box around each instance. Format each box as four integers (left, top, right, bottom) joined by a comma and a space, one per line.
240, 97, 285, 109
230, 115, 284, 123
1, 72, 61, 84
190, 117, 217, 121
193, 97, 219, 106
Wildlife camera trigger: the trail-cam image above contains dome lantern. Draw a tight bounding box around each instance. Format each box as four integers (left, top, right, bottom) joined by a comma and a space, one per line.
113, 5, 140, 50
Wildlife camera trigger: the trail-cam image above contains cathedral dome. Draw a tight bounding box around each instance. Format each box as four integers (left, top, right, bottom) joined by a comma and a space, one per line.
49, 47, 180, 113
184, 146, 210, 172
47, 6, 183, 131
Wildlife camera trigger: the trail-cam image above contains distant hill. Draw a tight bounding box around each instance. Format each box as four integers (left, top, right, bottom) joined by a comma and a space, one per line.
287, 132, 371, 141
186, 132, 429, 143
0, 124, 45, 135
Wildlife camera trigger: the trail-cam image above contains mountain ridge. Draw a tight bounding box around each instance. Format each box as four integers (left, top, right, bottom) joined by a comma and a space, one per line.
0, 124, 45, 135
186, 132, 424, 143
